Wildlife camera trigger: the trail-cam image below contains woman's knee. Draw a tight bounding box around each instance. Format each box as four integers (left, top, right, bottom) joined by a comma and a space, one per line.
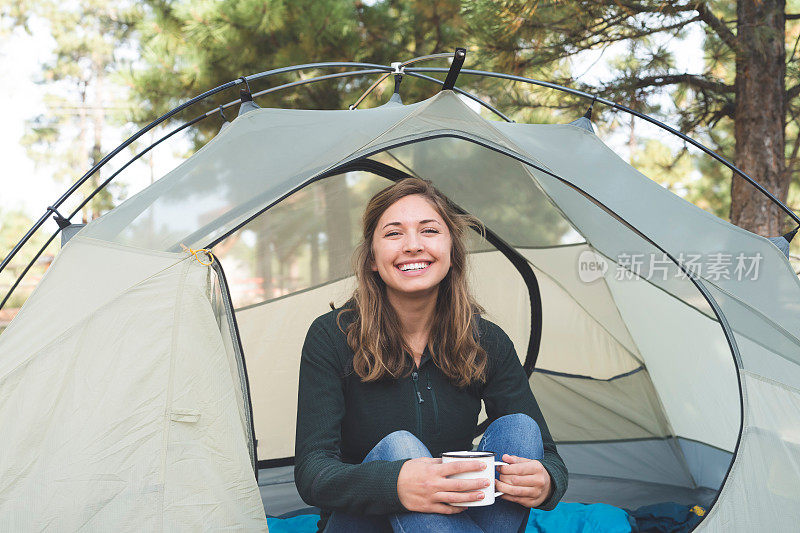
491, 413, 541, 438
369, 430, 430, 461
485, 414, 543, 456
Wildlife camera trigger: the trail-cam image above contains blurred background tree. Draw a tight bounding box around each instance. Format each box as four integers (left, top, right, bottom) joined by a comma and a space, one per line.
14, 0, 139, 222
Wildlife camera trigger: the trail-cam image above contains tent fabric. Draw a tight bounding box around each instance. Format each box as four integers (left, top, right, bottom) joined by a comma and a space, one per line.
697, 372, 800, 532
0, 237, 266, 531
558, 439, 712, 489
3, 89, 800, 530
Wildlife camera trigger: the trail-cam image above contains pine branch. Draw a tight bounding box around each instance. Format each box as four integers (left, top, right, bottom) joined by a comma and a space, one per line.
787, 13, 800, 20
511, 15, 701, 69
694, 2, 738, 52
626, 73, 733, 93
707, 100, 735, 126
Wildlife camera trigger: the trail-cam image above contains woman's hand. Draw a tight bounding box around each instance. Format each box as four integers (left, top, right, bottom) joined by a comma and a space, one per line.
397, 457, 490, 514
495, 454, 553, 508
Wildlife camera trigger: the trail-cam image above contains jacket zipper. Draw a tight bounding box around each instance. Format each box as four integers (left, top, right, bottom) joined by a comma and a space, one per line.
426, 376, 439, 434
411, 370, 423, 436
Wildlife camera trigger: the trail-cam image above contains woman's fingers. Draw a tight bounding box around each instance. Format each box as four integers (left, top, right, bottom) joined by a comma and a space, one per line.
430, 503, 467, 514
437, 475, 489, 492
497, 458, 542, 476
498, 472, 541, 487
437, 460, 485, 477
436, 490, 485, 504
495, 479, 534, 497
499, 494, 529, 506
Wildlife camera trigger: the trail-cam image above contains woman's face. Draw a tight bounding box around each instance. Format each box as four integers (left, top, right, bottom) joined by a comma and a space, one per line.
371, 194, 452, 300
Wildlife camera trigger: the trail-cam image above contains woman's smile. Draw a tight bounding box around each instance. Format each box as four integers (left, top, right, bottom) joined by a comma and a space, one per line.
395, 260, 433, 275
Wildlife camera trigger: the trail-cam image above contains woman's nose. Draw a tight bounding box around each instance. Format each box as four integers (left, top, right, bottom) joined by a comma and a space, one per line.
403, 234, 423, 253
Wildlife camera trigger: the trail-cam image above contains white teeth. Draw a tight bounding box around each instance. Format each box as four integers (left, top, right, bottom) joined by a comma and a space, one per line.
398, 262, 430, 272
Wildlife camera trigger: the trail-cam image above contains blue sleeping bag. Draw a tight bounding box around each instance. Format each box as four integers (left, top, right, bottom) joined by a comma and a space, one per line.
527, 503, 631, 532
266, 513, 320, 532
267, 502, 632, 532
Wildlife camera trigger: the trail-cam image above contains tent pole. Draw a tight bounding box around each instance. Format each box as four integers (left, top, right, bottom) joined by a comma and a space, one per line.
0, 231, 59, 312
405, 66, 800, 228
0, 116, 204, 311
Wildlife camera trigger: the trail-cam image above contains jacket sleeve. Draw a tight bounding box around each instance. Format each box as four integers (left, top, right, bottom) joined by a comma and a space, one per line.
294, 318, 409, 515
481, 325, 568, 511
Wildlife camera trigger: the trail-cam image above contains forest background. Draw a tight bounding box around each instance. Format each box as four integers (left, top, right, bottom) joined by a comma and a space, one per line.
1, 0, 799, 326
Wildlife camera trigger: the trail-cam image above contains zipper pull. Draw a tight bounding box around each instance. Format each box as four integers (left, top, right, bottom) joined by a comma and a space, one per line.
412, 372, 423, 403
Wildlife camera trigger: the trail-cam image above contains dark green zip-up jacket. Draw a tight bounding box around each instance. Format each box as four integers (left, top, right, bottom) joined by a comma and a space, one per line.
294, 308, 568, 532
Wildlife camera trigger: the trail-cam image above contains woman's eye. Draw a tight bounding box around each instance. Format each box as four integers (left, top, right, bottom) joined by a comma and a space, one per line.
385, 231, 400, 237
422, 228, 440, 234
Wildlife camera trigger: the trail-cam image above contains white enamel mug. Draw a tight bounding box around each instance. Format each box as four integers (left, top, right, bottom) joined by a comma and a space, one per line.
442, 450, 508, 507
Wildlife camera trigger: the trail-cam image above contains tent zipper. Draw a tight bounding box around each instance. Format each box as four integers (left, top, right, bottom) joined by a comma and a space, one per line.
427, 375, 439, 433
411, 370, 423, 435
209, 254, 258, 481
426, 376, 439, 434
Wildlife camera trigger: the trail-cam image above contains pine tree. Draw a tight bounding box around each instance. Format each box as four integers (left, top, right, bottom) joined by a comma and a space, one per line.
464, 0, 800, 238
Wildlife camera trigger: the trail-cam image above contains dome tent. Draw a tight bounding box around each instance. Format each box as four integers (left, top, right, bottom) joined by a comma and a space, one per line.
1, 55, 800, 531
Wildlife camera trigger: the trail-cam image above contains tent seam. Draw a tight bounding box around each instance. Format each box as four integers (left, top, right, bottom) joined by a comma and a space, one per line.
696, 367, 750, 528
536, 371, 669, 440
741, 368, 800, 395
695, 278, 800, 350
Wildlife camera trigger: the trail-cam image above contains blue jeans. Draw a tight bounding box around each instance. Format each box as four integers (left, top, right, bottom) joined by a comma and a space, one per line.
324, 413, 544, 533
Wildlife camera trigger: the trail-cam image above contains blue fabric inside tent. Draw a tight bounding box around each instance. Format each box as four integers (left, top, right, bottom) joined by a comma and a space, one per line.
266, 502, 632, 532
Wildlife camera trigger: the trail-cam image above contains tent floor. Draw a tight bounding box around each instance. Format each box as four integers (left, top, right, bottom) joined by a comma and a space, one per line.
563, 473, 717, 510
258, 467, 718, 518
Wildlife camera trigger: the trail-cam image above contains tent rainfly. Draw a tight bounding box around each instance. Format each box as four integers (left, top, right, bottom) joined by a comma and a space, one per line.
1, 59, 800, 532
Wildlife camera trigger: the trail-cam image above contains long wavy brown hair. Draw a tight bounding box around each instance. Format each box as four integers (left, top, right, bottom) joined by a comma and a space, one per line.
338, 178, 487, 388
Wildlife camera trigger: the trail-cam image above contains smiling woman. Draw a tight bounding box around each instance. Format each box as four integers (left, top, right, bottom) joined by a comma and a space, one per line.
293, 178, 567, 533
342, 179, 489, 390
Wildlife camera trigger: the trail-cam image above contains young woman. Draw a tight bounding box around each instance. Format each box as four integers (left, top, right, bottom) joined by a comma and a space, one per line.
295, 178, 567, 532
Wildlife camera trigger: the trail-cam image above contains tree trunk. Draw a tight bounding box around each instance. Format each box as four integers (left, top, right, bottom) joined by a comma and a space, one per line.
255, 217, 273, 300
731, 0, 787, 236
90, 70, 106, 220
322, 178, 352, 279
310, 229, 320, 286
78, 84, 90, 224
